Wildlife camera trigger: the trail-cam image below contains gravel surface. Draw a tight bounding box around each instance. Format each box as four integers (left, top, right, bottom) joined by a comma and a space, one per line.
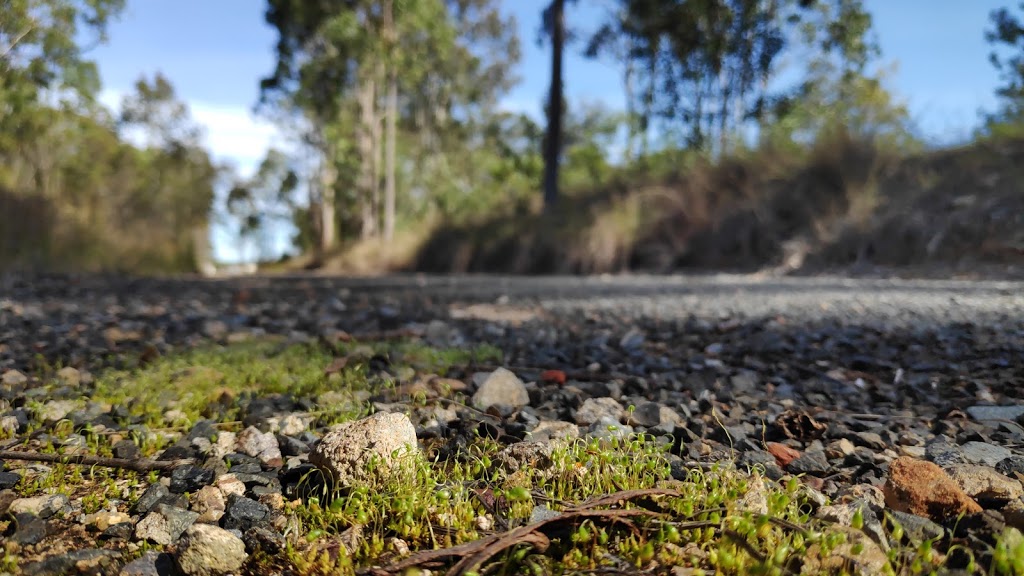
2, 272, 1024, 574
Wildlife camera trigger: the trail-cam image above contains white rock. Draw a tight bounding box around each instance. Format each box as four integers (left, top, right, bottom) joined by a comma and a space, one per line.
215, 474, 246, 498
1, 370, 27, 387
55, 366, 81, 386
175, 523, 247, 576
9, 494, 69, 517
575, 397, 625, 426
236, 426, 283, 466
213, 431, 237, 459
310, 412, 419, 487
37, 399, 81, 423
192, 485, 226, 523
471, 368, 529, 410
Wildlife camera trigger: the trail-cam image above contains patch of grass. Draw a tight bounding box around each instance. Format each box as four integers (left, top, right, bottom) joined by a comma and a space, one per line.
90, 341, 374, 428
3, 340, 998, 574
385, 341, 503, 375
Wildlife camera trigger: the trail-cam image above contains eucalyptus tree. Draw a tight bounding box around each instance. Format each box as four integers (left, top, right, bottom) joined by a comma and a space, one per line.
260, 0, 518, 252
986, 2, 1024, 128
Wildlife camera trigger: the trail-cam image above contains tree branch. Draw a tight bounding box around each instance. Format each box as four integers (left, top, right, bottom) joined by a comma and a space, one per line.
0, 450, 193, 473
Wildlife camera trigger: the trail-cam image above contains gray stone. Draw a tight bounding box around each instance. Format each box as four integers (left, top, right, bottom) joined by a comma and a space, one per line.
55, 366, 81, 387
135, 504, 199, 545
528, 420, 579, 442
494, 442, 553, 473
222, 495, 269, 531
310, 411, 419, 487
587, 416, 633, 440
967, 405, 1024, 422
787, 450, 830, 475
854, 431, 887, 450
9, 493, 68, 518
925, 436, 966, 467
119, 551, 177, 576
12, 513, 47, 545
191, 485, 226, 523
0, 470, 20, 489
471, 368, 529, 410
886, 510, 945, 543
236, 426, 283, 467
816, 500, 888, 551
37, 399, 82, 423
729, 371, 759, 394
243, 525, 287, 554
575, 397, 624, 426
530, 505, 561, 523
21, 549, 121, 576
961, 441, 1013, 467
175, 523, 247, 576
626, 401, 667, 428
946, 464, 1024, 503
170, 465, 215, 494
2, 369, 27, 387
132, 483, 171, 515
619, 329, 646, 350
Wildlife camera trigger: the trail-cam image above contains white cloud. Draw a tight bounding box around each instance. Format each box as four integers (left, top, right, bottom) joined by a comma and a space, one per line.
189, 103, 281, 177
99, 88, 283, 177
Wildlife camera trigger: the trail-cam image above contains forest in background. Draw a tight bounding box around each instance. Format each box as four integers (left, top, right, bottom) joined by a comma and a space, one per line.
3, 0, 1024, 275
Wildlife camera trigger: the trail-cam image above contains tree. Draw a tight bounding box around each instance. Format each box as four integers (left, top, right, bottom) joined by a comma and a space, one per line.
986, 3, 1024, 129
1, 0, 125, 156
542, 0, 567, 210
260, 0, 519, 257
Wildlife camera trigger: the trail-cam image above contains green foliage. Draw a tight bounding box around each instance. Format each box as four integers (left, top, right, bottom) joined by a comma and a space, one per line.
985, 3, 1024, 132
0, 2, 216, 274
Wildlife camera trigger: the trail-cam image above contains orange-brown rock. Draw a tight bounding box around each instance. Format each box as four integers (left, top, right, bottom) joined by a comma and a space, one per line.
884, 457, 982, 521
766, 442, 800, 467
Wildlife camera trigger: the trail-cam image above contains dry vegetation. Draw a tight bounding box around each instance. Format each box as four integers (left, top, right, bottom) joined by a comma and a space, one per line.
313, 135, 1024, 278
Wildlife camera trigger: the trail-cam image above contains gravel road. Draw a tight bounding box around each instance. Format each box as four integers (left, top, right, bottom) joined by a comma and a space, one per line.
3, 272, 1024, 573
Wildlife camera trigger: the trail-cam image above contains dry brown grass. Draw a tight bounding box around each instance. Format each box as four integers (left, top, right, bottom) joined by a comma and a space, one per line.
312, 134, 1024, 277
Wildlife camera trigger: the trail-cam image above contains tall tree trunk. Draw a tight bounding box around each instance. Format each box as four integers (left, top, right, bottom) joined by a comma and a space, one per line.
318, 155, 337, 257
357, 74, 377, 240
372, 60, 384, 238
542, 0, 565, 211
383, 0, 397, 242
384, 74, 398, 241
624, 41, 636, 162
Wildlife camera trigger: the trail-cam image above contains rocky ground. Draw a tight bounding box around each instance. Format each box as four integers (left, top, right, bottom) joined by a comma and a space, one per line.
1, 272, 1024, 575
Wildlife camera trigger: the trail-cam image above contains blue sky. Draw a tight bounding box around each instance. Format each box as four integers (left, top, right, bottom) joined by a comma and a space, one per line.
90, 0, 1008, 260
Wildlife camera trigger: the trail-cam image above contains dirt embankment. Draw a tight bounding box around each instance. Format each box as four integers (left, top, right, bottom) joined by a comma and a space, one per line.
313, 136, 1024, 278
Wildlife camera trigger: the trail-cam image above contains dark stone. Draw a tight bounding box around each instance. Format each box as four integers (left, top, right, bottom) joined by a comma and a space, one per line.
276, 434, 308, 457
169, 465, 214, 494
0, 471, 21, 489
118, 551, 178, 576
853, 431, 887, 450
232, 472, 276, 488
629, 402, 663, 427
101, 522, 134, 541
222, 495, 269, 531
157, 444, 194, 461
187, 419, 219, 441
21, 549, 121, 576
925, 436, 966, 468
786, 450, 830, 475
12, 512, 48, 545
112, 439, 141, 460
131, 483, 170, 515
243, 524, 286, 554
224, 453, 262, 473
996, 456, 1024, 476
887, 510, 946, 543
